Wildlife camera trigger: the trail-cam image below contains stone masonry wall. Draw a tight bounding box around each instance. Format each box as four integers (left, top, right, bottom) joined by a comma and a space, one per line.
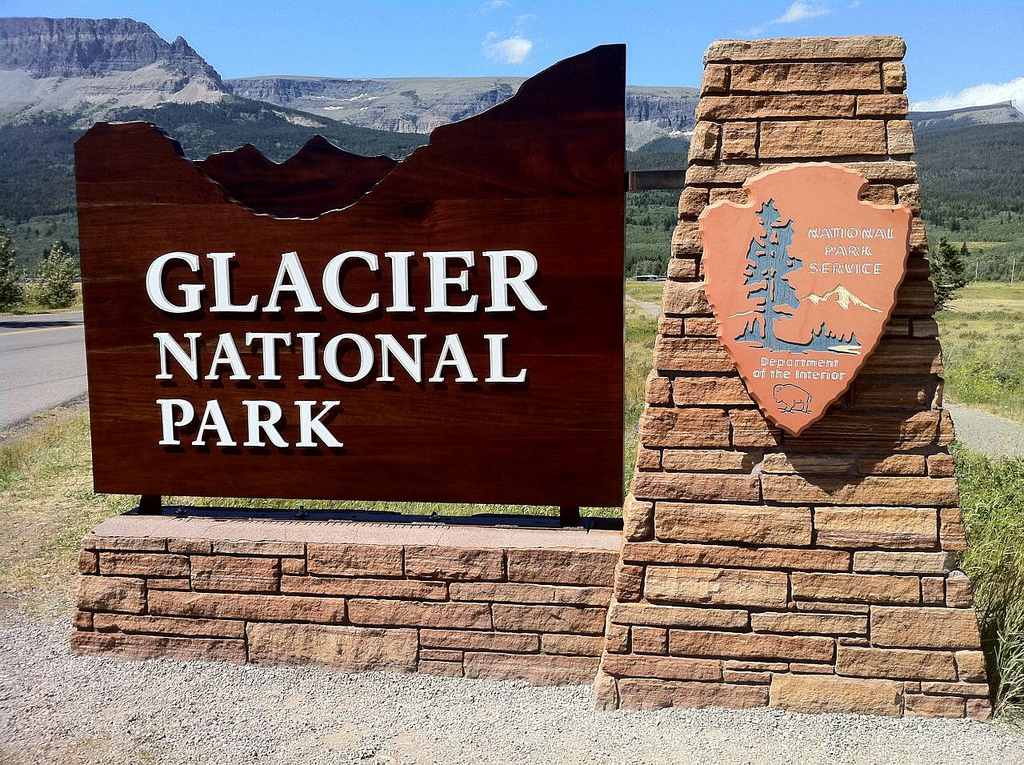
594, 36, 992, 719
72, 518, 620, 685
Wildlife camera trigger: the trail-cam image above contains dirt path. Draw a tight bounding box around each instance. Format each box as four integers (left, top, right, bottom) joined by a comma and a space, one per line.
625, 294, 661, 317
947, 404, 1024, 459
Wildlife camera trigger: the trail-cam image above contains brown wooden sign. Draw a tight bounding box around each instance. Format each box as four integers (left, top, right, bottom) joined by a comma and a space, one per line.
76, 45, 625, 506
700, 164, 911, 435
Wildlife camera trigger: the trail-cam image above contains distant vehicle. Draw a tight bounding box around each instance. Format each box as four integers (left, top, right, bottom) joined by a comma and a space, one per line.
633, 274, 665, 282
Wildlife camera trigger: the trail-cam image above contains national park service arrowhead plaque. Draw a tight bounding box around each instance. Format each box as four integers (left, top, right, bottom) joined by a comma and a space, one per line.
699, 163, 912, 435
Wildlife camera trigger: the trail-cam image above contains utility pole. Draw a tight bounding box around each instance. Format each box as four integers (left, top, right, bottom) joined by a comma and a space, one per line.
1013, 257, 1018, 284
975, 261, 980, 281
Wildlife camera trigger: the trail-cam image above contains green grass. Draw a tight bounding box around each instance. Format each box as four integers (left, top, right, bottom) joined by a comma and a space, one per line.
954, 443, 1024, 722
1, 299, 82, 315
937, 282, 1024, 423
0, 408, 135, 611
625, 280, 666, 304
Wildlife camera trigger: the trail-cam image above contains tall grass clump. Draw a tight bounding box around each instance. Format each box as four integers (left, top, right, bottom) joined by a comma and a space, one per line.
954, 442, 1024, 722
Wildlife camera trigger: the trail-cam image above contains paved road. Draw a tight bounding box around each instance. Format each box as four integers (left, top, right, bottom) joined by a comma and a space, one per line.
0, 311, 86, 431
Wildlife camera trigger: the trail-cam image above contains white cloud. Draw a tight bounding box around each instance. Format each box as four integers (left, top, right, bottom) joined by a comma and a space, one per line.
741, 1, 832, 37
482, 32, 533, 64
912, 77, 1024, 112
772, 1, 832, 24
514, 13, 536, 29
479, 0, 507, 12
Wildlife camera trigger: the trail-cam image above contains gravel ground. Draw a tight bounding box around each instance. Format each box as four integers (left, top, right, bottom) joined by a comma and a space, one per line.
1, 610, 1021, 765
947, 404, 1024, 460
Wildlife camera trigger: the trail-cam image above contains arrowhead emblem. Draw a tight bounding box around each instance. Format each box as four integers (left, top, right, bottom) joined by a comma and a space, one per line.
699, 163, 912, 435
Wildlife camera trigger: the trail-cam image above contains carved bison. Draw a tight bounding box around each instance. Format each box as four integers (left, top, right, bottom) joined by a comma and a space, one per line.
773, 383, 812, 414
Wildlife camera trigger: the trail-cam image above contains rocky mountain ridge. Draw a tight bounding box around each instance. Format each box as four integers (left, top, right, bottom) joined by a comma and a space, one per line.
227, 75, 700, 148
0, 17, 227, 122
910, 100, 1024, 134
226, 75, 524, 135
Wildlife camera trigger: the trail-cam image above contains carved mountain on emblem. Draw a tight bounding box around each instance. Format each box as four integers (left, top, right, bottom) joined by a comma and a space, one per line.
805, 285, 882, 313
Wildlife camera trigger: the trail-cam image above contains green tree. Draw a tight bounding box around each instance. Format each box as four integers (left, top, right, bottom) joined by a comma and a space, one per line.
33, 240, 77, 308
633, 259, 661, 277
932, 236, 968, 310
0, 220, 23, 309
0, 221, 24, 310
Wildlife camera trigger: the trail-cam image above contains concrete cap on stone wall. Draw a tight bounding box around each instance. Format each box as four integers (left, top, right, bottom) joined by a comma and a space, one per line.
88, 514, 623, 552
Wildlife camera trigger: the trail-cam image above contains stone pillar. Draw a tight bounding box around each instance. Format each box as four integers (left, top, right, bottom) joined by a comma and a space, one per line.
595, 36, 991, 719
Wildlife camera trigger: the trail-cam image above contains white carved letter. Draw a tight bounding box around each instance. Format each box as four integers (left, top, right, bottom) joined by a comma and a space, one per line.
385, 251, 415, 312
295, 400, 344, 448
192, 400, 236, 447
484, 250, 547, 312
156, 398, 194, 446
206, 252, 258, 312
323, 333, 375, 383
245, 332, 292, 381
243, 400, 288, 447
425, 251, 478, 313
428, 334, 477, 383
154, 332, 202, 381
146, 252, 204, 313
484, 334, 527, 382
296, 332, 320, 380
205, 333, 250, 381
376, 334, 426, 383
263, 251, 321, 313
322, 251, 380, 314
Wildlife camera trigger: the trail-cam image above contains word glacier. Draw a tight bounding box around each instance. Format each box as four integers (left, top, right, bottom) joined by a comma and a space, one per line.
146, 250, 547, 314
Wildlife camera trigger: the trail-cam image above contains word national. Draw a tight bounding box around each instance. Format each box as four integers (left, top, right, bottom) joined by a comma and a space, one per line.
147, 249, 547, 449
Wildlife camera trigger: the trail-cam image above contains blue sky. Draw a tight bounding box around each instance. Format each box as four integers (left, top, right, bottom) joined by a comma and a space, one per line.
4, 0, 1022, 108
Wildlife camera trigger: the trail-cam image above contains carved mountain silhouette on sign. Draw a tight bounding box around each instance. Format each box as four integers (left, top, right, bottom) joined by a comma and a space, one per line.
195, 135, 397, 218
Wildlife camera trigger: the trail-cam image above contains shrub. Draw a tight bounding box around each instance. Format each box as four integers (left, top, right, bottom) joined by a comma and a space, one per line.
955, 443, 1024, 721
32, 240, 77, 308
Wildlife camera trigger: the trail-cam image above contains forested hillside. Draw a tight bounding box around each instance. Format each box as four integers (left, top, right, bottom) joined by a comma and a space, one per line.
915, 123, 1024, 279
3, 110, 1024, 279
916, 123, 1024, 238
0, 98, 426, 267
625, 146, 686, 276
619, 125, 1024, 279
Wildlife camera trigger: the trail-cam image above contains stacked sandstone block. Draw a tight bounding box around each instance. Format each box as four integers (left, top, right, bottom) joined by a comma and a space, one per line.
595, 36, 992, 719
72, 522, 619, 684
